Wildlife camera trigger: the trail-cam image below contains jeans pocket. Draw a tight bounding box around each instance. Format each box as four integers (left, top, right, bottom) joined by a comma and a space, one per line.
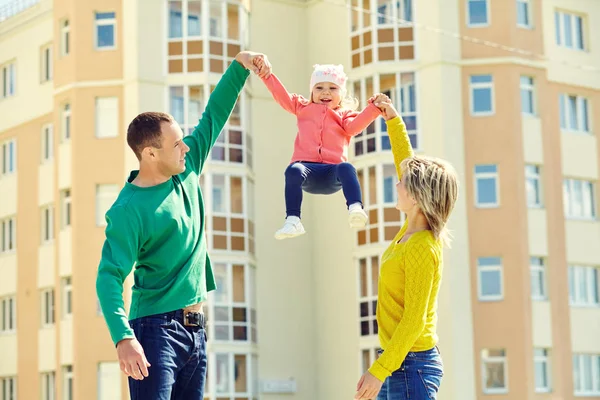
417, 368, 442, 400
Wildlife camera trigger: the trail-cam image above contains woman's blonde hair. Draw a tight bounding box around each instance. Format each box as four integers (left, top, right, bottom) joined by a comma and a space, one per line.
400, 156, 459, 247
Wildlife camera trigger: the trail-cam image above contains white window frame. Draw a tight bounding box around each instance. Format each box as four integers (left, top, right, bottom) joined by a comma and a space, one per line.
41, 204, 55, 244
41, 288, 55, 327
516, 0, 532, 28
569, 265, 599, 307
357, 255, 380, 337
95, 12, 116, 50
61, 189, 72, 229
0, 376, 16, 400
477, 257, 504, 301
61, 20, 70, 56
62, 103, 71, 142
525, 164, 542, 208
41, 371, 56, 400
41, 124, 54, 163
474, 164, 499, 208
0, 296, 16, 333
1, 139, 17, 176
520, 76, 535, 115
1, 61, 16, 99
555, 10, 585, 51
62, 365, 73, 400
534, 348, 551, 393
482, 349, 508, 394
96, 184, 119, 226
95, 97, 119, 138
530, 257, 547, 301
573, 353, 600, 395
470, 75, 495, 116
40, 43, 53, 83
62, 277, 72, 318
467, 0, 489, 27
559, 94, 590, 134
0, 216, 16, 254
563, 178, 596, 220
207, 352, 258, 398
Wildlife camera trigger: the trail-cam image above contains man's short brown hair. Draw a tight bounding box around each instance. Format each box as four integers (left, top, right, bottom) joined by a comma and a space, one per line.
127, 112, 174, 160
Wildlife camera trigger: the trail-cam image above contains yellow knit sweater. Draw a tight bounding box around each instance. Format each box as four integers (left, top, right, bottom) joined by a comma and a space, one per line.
368, 117, 443, 382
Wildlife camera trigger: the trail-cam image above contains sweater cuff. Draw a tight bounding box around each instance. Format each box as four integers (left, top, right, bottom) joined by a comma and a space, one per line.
368, 361, 392, 382
367, 102, 384, 115
230, 59, 251, 79
385, 116, 403, 125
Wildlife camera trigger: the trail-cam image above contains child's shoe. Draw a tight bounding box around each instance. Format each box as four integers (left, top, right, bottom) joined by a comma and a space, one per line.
274, 216, 306, 240
348, 203, 368, 228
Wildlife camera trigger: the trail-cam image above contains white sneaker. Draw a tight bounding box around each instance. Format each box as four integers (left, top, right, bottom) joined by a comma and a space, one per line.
348, 204, 368, 228
274, 216, 306, 240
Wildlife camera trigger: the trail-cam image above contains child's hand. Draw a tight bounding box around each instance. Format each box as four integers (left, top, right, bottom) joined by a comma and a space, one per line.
368, 93, 390, 105
376, 100, 399, 121
252, 56, 272, 79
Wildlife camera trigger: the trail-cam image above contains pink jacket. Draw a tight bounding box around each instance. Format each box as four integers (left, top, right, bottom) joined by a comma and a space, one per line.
262, 74, 382, 164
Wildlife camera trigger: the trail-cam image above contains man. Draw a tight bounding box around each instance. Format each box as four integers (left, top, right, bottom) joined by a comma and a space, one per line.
96, 51, 271, 400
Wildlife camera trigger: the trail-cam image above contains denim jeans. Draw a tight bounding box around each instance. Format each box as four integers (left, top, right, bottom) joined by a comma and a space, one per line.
377, 347, 443, 400
128, 310, 207, 400
284, 161, 362, 217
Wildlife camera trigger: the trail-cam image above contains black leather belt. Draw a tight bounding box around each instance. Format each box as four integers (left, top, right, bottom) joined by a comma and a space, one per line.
164, 309, 206, 328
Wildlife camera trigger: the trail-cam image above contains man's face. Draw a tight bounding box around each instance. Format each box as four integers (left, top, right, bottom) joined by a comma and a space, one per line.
155, 121, 189, 176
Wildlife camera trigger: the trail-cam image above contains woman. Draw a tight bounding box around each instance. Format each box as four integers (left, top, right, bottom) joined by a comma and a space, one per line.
355, 99, 459, 400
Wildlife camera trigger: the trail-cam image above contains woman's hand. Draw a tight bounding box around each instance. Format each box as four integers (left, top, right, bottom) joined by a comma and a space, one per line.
376, 100, 399, 121
354, 371, 383, 399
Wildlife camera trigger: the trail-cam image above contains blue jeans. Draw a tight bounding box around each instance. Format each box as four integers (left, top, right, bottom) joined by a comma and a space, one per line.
377, 347, 443, 400
284, 161, 362, 217
128, 310, 207, 400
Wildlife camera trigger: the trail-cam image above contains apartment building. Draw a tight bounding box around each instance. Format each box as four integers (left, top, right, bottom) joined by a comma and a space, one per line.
0, 0, 598, 399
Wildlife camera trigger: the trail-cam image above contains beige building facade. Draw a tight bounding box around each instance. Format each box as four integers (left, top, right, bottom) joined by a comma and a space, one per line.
0, 0, 599, 399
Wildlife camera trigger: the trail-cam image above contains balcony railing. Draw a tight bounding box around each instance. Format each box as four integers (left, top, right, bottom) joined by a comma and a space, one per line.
0, 0, 40, 23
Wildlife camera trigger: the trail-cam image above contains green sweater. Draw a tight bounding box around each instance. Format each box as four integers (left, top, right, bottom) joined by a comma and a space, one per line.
96, 60, 250, 346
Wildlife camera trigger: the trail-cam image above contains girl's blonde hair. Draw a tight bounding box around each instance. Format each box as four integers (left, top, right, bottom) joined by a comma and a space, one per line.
400, 156, 459, 247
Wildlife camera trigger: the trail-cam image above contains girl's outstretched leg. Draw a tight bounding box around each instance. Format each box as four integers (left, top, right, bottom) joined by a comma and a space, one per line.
335, 162, 368, 228
275, 163, 307, 240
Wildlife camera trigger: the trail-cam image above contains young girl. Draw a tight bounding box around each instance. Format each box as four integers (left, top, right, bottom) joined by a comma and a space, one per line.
256, 62, 386, 240
354, 100, 459, 400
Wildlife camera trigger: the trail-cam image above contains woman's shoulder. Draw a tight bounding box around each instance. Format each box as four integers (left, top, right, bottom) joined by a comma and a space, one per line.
404, 231, 442, 255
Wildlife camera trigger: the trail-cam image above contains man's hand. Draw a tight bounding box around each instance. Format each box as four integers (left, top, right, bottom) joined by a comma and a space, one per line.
235, 51, 272, 79
116, 338, 151, 380
354, 371, 384, 399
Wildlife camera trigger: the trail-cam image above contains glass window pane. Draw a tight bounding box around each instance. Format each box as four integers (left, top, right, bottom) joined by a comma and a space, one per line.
215, 354, 230, 393
563, 13, 573, 47
477, 177, 498, 204
169, 1, 183, 38
468, 0, 488, 25
473, 87, 492, 113
485, 361, 506, 388
188, 1, 201, 36
481, 270, 502, 296
475, 164, 497, 174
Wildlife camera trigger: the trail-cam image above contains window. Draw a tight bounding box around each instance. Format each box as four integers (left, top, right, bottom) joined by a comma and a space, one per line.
474, 164, 499, 207
1, 139, 16, 175
42, 124, 54, 162
569, 265, 599, 307
212, 99, 251, 165
63, 365, 73, 400
210, 263, 256, 342
530, 257, 547, 301
61, 20, 70, 56
573, 354, 600, 395
470, 75, 494, 115
41, 372, 55, 400
61, 189, 72, 228
41, 288, 55, 326
0, 296, 16, 333
534, 349, 551, 392
95, 97, 119, 138
0, 376, 16, 400
1, 62, 16, 98
376, 0, 413, 25
41, 43, 53, 82
95, 12, 116, 49
482, 349, 507, 394
517, 0, 531, 28
208, 174, 255, 254
477, 257, 503, 301
563, 179, 595, 219
41, 204, 55, 243
62, 277, 72, 318
525, 165, 542, 207
358, 256, 379, 336
555, 11, 585, 51
520, 76, 535, 115
210, 353, 258, 398
559, 94, 589, 133
62, 103, 71, 141
0, 216, 16, 253
96, 185, 119, 226
467, 0, 489, 26
98, 362, 121, 400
